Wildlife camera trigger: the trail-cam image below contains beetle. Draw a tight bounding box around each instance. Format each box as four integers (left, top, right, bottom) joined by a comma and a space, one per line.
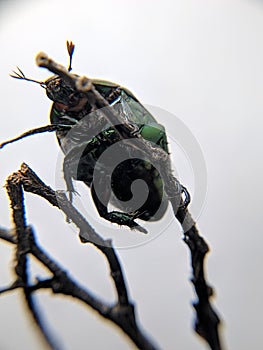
4, 41, 189, 233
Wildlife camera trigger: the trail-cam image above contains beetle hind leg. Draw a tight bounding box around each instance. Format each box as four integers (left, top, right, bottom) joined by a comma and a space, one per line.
91, 183, 147, 234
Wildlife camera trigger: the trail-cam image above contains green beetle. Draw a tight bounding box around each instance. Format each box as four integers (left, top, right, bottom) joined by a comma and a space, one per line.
7, 42, 188, 233
46, 73, 169, 233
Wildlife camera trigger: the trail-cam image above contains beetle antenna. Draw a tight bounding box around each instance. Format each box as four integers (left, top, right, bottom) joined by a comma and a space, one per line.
10, 67, 46, 88
67, 40, 75, 72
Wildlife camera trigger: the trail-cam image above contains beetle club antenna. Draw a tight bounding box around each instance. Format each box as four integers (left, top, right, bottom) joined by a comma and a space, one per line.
10, 67, 46, 88
66, 40, 75, 72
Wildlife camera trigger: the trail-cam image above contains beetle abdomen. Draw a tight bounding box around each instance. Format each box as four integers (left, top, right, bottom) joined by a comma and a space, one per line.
111, 158, 168, 221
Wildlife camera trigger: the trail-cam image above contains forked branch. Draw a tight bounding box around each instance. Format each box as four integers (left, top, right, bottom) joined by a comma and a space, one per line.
1, 163, 159, 350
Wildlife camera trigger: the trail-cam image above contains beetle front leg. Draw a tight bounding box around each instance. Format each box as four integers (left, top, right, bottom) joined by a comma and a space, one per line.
91, 182, 147, 234
63, 153, 79, 202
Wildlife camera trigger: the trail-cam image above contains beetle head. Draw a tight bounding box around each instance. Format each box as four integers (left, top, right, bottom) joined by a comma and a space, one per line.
10, 41, 78, 107
45, 75, 81, 107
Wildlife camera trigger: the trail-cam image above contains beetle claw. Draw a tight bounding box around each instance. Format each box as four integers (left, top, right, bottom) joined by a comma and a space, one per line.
67, 190, 80, 202
131, 224, 148, 234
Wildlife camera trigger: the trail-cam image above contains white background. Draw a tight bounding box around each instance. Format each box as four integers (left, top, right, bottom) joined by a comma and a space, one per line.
0, 0, 263, 349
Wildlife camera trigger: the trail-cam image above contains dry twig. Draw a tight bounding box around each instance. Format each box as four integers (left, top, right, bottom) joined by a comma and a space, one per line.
0, 49, 223, 349
1, 163, 159, 350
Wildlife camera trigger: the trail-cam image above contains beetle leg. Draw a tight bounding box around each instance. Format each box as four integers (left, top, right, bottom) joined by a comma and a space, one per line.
91, 182, 147, 234
63, 154, 79, 202
180, 185, 191, 209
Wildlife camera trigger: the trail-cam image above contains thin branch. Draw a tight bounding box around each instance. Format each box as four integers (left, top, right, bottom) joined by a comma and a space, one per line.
170, 198, 222, 350
0, 227, 16, 243
4, 164, 160, 350
6, 174, 61, 350
18, 163, 130, 306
